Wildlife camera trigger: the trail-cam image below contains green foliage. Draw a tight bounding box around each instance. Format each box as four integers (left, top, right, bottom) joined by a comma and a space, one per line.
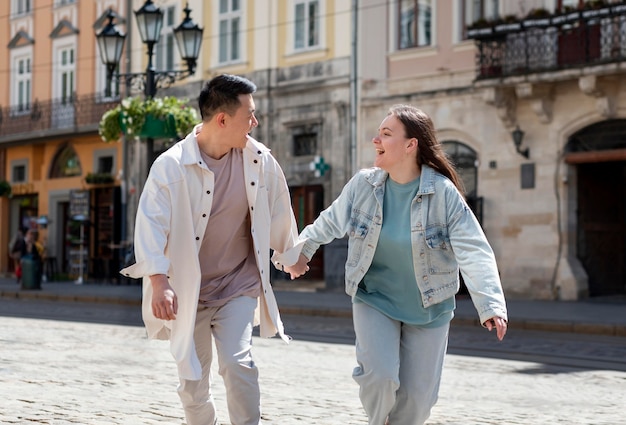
98, 96, 199, 143
85, 172, 115, 184
0, 180, 11, 197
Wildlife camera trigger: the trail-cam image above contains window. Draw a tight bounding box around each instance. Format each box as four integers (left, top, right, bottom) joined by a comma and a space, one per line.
292, 124, 320, 156
56, 0, 76, 5
293, 133, 318, 156
12, 163, 27, 183
14, 0, 31, 15
50, 144, 81, 178
441, 141, 478, 198
219, 0, 242, 63
58, 46, 75, 104
460, 0, 499, 40
399, 0, 432, 49
294, 0, 320, 50
14, 54, 32, 112
156, 6, 176, 71
98, 156, 114, 174
94, 149, 117, 175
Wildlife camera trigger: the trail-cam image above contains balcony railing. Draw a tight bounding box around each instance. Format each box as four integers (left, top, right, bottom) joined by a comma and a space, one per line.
0, 94, 119, 142
468, 3, 626, 80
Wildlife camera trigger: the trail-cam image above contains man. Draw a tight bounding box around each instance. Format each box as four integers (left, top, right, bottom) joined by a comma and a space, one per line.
121, 74, 303, 425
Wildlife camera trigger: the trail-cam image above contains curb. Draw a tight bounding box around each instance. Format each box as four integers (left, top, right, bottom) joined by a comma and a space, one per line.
2, 289, 625, 337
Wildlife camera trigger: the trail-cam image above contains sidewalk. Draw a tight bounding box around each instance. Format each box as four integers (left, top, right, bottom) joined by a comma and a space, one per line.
1, 276, 625, 337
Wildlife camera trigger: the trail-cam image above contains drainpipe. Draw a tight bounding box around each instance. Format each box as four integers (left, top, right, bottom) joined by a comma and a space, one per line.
349, 0, 358, 175
120, 0, 133, 268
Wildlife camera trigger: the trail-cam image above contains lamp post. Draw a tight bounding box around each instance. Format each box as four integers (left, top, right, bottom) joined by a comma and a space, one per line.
95, 1, 203, 275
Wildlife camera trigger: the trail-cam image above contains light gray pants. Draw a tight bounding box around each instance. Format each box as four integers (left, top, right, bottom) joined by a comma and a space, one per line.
352, 302, 450, 425
177, 296, 262, 425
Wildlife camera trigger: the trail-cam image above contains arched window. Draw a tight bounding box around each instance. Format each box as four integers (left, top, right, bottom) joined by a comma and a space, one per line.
50, 143, 81, 178
441, 140, 478, 198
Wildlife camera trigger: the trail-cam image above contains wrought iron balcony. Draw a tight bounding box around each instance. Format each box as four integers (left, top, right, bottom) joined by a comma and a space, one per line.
0, 94, 119, 143
468, 3, 626, 80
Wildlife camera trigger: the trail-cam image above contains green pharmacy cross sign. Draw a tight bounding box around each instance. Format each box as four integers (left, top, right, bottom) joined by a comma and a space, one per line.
309, 155, 330, 177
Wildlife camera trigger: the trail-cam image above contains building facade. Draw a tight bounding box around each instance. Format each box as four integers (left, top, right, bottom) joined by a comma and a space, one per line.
0, 0, 127, 282
4, 0, 622, 300
356, 0, 626, 299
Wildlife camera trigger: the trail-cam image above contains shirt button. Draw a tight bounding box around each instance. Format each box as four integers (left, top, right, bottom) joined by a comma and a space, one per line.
251, 182, 255, 186
202, 214, 206, 217
254, 159, 258, 163
417, 197, 422, 203
195, 236, 200, 240
257, 150, 262, 154
422, 275, 428, 281
420, 252, 425, 258
206, 190, 211, 194
250, 206, 254, 210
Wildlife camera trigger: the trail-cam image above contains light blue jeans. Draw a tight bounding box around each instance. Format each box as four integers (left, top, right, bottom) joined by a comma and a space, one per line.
352, 302, 450, 425
177, 296, 262, 425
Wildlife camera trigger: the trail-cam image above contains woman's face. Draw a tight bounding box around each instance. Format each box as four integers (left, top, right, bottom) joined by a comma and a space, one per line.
372, 114, 414, 173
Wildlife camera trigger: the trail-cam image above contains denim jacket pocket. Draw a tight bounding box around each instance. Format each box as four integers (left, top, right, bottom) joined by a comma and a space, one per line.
347, 209, 373, 266
424, 226, 456, 274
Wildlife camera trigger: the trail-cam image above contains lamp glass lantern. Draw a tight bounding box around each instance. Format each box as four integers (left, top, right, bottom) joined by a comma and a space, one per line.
134, 0, 164, 45
173, 4, 204, 73
96, 10, 126, 69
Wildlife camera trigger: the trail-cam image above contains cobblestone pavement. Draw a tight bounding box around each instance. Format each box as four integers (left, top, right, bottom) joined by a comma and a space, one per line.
1, 313, 625, 424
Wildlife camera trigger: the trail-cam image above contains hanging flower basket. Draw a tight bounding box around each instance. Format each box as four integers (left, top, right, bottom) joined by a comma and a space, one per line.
120, 113, 178, 139
99, 96, 198, 143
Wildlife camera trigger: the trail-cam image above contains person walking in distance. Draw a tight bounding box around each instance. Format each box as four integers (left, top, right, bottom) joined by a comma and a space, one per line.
285, 104, 508, 425
121, 74, 303, 425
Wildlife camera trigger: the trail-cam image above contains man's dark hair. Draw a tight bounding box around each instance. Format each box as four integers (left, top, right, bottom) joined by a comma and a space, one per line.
198, 74, 257, 121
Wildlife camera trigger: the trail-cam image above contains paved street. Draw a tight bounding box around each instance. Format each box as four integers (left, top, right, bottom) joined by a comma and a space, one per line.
1, 299, 625, 424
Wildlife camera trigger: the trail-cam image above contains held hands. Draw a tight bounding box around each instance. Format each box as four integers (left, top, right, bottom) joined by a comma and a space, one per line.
150, 274, 178, 321
484, 316, 508, 341
283, 253, 310, 280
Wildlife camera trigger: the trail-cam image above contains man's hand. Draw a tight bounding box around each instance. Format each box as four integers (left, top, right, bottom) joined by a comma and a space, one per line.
283, 254, 310, 280
150, 274, 178, 320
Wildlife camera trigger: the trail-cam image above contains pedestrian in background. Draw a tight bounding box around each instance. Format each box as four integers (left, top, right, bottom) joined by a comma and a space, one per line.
9, 228, 25, 284
121, 74, 303, 425
285, 104, 508, 425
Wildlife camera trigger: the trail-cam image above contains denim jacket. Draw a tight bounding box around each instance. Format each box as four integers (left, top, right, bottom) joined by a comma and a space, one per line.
298, 165, 507, 325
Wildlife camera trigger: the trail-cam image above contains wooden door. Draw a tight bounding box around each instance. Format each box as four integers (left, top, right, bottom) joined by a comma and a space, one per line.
577, 162, 626, 296
290, 185, 324, 280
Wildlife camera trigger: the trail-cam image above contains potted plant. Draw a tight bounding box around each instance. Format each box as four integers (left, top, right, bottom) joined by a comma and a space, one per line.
523, 8, 552, 28
99, 96, 199, 143
85, 172, 115, 185
0, 180, 11, 197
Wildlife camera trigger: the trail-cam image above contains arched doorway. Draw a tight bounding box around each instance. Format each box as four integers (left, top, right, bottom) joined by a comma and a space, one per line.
442, 141, 480, 296
442, 141, 481, 221
565, 120, 626, 297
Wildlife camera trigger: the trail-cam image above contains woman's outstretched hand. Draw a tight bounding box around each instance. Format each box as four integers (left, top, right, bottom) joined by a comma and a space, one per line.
283, 254, 310, 280
484, 316, 507, 341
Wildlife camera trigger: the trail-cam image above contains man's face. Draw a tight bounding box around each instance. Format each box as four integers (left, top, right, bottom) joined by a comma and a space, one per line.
227, 94, 258, 148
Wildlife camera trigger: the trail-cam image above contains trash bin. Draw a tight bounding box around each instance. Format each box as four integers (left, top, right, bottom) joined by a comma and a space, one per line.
21, 255, 42, 290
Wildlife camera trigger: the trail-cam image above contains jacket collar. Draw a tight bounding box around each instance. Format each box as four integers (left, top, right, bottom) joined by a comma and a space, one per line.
364, 164, 437, 194
179, 124, 270, 166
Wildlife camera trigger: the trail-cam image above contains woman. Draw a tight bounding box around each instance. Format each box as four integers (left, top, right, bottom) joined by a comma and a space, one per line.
283, 105, 508, 425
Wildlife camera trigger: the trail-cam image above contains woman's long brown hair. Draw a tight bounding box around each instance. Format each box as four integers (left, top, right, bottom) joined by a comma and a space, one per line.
388, 104, 465, 195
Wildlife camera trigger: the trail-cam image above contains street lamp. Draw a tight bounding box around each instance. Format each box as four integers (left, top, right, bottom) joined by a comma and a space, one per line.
95, 1, 203, 279
95, 1, 203, 99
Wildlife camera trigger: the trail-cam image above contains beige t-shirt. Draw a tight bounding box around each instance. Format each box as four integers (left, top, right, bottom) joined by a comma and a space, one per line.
197, 148, 260, 307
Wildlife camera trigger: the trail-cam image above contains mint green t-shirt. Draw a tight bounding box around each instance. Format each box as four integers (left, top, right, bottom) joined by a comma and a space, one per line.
354, 176, 454, 327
